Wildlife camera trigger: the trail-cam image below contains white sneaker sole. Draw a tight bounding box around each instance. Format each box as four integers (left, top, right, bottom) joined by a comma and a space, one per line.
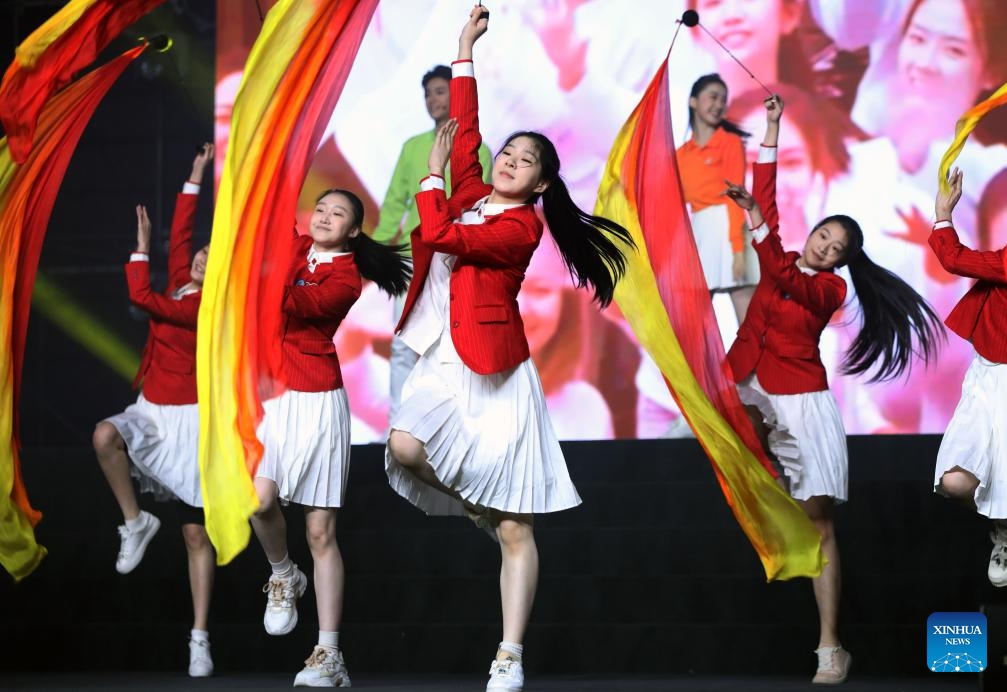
188, 663, 213, 678
293, 671, 351, 687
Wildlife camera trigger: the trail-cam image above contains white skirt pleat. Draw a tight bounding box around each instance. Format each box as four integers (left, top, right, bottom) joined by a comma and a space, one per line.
385, 353, 581, 516
738, 375, 848, 502
256, 388, 351, 508
103, 393, 202, 507
934, 355, 1007, 519
692, 204, 759, 292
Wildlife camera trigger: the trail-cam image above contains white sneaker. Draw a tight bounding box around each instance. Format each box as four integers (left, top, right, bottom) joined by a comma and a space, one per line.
293, 645, 351, 687
262, 565, 308, 635
188, 638, 213, 677
115, 511, 161, 574
812, 645, 852, 685
487, 657, 524, 691
989, 521, 1007, 587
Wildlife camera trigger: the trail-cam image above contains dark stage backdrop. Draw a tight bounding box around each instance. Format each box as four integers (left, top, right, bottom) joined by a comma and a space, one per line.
1, 437, 1004, 681
0, 1, 216, 449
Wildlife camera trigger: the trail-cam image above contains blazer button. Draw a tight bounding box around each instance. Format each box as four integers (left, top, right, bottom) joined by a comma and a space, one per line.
452, 320, 459, 328
449, 293, 455, 301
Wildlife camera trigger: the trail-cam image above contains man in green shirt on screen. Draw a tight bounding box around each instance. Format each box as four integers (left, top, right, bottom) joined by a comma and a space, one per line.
373, 64, 493, 424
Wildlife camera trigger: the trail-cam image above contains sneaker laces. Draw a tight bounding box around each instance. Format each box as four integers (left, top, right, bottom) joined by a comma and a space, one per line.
489, 658, 518, 677
815, 646, 840, 672
117, 524, 138, 559
262, 573, 297, 608
190, 638, 211, 659
304, 646, 338, 671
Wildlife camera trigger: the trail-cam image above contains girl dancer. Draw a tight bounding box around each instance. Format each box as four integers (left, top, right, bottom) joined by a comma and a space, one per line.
931, 167, 1007, 588
678, 73, 755, 322
384, 6, 633, 692
93, 144, 216, 677
252, 189, 408, 688
724, 96, 942, 684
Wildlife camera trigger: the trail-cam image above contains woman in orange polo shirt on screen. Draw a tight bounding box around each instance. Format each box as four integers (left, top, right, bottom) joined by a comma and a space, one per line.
677, 73, 756, 323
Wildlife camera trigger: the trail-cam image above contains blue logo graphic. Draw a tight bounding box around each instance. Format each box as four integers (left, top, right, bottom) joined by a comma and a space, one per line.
927, 612, 986, 672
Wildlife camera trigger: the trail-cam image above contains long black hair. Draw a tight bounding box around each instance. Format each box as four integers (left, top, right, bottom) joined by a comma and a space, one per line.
819, 214, 944, 381
315, 189, 411, 296
500, 131, 635, 308
688, 73, 749, 138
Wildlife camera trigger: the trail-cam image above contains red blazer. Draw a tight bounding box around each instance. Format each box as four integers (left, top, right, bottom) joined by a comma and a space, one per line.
929, 225, 1007, 363
280, 235, 362, 392
126, 192, 200, 405
727, 160, 847, 394
395, 68, 542, 376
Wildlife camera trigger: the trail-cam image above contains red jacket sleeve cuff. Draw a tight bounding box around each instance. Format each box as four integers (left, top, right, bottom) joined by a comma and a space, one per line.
452, 60, 474, 78
757, 146, 777, 163
420, 175, 445, 191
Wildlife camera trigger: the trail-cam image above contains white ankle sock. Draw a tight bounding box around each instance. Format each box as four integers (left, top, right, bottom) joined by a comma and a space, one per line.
124, 513, 145, 531
499, 641, 523, 661
190, 628, 209, 643
318, 630, 339, 650
269, 555, 293, 576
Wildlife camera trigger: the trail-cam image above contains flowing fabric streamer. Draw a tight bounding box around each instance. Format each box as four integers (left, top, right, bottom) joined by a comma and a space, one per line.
0, 46, 146, 581
595, 58, 823, 581
198, 0, 378, 564
0, 0, 165, 163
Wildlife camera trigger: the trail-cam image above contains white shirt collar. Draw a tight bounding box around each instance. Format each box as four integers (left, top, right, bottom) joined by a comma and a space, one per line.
307, 245, 351, 272
472, 195, 523, 218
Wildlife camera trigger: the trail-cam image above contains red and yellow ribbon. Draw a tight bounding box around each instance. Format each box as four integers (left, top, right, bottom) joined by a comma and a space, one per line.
0, 46, 146, 581
595, 57, 823, 581
198, 0, 378, 564
938, 82, 1007, 194
0, 0, 165, 163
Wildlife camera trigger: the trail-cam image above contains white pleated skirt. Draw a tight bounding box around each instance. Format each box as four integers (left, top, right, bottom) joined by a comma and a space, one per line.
934, 355, 1007, 519
737, 375, 848, 502
103, 393, 202, 507
256, 388, 351, 508
385, 353, 581, 516
692, 204, 759, 292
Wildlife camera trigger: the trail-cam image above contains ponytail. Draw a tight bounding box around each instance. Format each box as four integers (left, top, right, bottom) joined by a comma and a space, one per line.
500, 131, 635, 308
824, 214, 944, 381
350, 233, 411, 296
719, 119, 750, 138
540, 178, 634, 307
315, 188, 411, 296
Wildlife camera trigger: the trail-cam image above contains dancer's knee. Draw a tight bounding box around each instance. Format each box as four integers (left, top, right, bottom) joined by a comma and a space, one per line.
182, 523, 211, 552
940, 469, 979, 500
253, 479, 279, 517
388, 430, 425, 468
92, 422, 123, 455
497, 515, 534, 550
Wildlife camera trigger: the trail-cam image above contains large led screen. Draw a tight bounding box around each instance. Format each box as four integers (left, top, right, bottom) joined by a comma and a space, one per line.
217, 0, 1007, 441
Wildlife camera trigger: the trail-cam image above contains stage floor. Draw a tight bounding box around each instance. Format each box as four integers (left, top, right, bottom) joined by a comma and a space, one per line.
0, 673, 976, 691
